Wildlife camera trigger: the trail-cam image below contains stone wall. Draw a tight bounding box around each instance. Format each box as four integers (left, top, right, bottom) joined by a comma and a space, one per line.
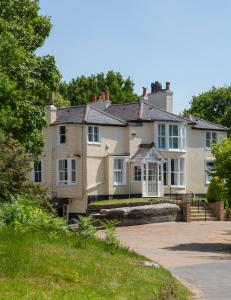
208, 202, 224, 221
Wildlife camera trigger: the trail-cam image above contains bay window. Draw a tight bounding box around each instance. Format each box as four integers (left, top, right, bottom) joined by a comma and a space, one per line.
114, 159, 126, 185
156, 123, 186, 151
57, 159, 77, 185
170, 158, 185, 186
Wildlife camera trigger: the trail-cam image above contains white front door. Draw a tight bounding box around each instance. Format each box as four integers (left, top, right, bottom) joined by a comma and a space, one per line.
142, 162, 158, 197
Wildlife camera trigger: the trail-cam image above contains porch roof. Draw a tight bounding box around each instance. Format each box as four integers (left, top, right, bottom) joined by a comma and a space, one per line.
130, 143, 166, 162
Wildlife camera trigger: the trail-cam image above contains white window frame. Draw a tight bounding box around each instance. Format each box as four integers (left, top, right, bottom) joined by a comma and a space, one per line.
133, 166, 142, 181
57, 159, 77, 185
113, 158, 126, 186
158, 124, 166, 149
205, 131, 217, 149
205, 160, 214, 184
165, 158, 185, 188
58, 125, 67, 145
155, 122, 186, 151
32, 161, 43, 183
88, 126, 100, 144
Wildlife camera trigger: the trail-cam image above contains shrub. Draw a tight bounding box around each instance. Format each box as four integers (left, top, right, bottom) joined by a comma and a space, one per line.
100, 219, 120, 252
0, 194, 68, 233
206, 176, 224, 202
76, 216, 97, 239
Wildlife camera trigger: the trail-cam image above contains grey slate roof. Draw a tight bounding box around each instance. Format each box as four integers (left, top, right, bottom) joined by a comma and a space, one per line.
52, 102, 228, 132
52, 105, 126, 126
189, 116, 228, 132
105, 102, 192, 123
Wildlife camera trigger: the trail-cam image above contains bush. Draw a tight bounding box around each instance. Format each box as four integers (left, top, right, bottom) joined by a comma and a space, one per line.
206, 176, 224, 202
0, 194, 68, 233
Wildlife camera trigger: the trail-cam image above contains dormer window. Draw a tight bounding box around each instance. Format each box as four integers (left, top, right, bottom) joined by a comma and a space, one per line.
206, 131, 217, 149
59, 126, 66, 144
88, 126, 100, 144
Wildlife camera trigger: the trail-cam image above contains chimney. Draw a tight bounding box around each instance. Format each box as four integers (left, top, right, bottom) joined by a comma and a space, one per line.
105, 92, 110, 100
166, 82, 170, 91
151, 82, 155, 93
45, 104, 57, 124
158, 82, 162, 91
100, 92, 105, 100
90, 94, 97, 102
142, 87, 148, 97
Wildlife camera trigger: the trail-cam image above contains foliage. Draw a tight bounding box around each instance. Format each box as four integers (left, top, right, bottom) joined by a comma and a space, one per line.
76, 215, 97, 239
0, 135, 31, 201
53, 91, 71, 107
0, 228, 190, 299
0, 0, 61, 154
100, 219, 120, 251
182, 86, 231, 132
212, 139, 231, 207
0, 194, 68, 233
60, 70, 137, 106
206, 176, 224, 203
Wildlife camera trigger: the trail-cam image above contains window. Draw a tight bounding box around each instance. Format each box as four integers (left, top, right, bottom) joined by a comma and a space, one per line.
33, 161, 42, 183
206, 131, 217, 148
88, 126, 100, 143
169, 125, 179, 149
205, 161, 214, 184
57, 159, 77, 185
158, 124, 166, 149
63, 205, 69, 221
114, 159, 125, 185
134, 166, 141, 181
143, 164, 146, 181
59, 126, 66, 144
163, 162, 168, 185
170, 158, 185, 187
156, 123, 186, 151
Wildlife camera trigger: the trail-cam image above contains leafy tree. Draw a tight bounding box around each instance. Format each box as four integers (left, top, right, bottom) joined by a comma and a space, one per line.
60, 71, 137, 105
212, 139, 231, 206
0, 135, 31, 201
0, 0, 61, 154
182, 86, 231, 131
206, 176, 224, 203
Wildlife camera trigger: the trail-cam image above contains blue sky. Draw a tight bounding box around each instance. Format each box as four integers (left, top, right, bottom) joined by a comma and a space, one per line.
38, 0, 231, 113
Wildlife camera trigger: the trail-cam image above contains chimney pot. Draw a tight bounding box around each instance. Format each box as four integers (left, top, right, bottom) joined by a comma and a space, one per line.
100, 92, 105, 100
166, 82, 170, 91
151, 82, 155, 93
90, 94, 97, 102
105, 92, 110, 100
158, 82, 162, 91
142, 87, 148, 97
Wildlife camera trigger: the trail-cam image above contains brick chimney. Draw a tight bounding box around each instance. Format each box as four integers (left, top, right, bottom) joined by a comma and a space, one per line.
166, 82, 170, 91
100, 92, 105, 100
142, 87, 148, 97
105, 92, 110, 101
89, 91, 111, 110
90, 94, 97, 102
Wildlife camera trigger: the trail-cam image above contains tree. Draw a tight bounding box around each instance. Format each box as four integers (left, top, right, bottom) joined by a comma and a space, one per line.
182, 86, 231, 131
0, 135, 31, 201
0, 0, 61, 154
60, 71, 137, 106
212, 139, 231, 206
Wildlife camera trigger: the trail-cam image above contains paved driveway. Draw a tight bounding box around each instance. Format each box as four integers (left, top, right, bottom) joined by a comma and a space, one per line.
116, 222, 231, 300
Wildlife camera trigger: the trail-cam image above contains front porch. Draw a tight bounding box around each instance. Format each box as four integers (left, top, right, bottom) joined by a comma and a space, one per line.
130, 143, 165, 198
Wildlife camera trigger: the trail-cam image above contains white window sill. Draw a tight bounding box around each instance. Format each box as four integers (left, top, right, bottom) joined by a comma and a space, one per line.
113, 183, 126, 186
57, 182, 77, 186
88, 142, 101, 145
164, 185, 186, 189
158, 148, 186, 153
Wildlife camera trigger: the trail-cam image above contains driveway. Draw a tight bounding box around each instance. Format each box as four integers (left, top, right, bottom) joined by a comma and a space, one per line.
116, 222, 231, 300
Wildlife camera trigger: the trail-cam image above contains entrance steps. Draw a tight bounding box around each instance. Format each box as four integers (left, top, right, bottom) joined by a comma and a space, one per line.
190, 206, 217, 221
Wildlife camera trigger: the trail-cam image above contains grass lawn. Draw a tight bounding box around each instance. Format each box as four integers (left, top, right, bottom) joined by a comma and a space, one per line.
90, 197, 158, 206
0, 228, 191, 299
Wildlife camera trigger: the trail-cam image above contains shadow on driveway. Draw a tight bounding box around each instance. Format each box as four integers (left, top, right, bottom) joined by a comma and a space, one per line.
164, 242, 231, 254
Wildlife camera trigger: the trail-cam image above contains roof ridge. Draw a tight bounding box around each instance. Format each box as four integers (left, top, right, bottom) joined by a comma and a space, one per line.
143, 102, 194, 123
109, 102, 139, 106
190, 115, 229, 130
88, 105, 127, 124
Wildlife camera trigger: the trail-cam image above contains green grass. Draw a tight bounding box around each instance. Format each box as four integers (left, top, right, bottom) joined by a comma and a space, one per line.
0, 228, 191, 299
91, 197, 157, 206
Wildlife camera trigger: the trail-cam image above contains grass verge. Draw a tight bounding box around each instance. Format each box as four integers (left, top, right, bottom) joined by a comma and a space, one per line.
0, 228, 191, 299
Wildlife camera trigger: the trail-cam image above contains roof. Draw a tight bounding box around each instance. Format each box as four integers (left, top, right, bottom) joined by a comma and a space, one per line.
105, 102, 193, 123
52, 105, 127, 126
131, 143, 165, 162
189, 116, 229, 132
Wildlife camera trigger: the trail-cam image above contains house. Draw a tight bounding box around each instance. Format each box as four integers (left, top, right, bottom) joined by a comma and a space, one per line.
31, 81, 228, 220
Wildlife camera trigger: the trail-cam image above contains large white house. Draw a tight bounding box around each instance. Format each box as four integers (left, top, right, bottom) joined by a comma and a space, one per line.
31, 81, 228, 220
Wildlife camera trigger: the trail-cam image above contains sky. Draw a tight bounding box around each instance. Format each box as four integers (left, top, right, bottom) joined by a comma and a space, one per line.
38, 0, 231, 113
